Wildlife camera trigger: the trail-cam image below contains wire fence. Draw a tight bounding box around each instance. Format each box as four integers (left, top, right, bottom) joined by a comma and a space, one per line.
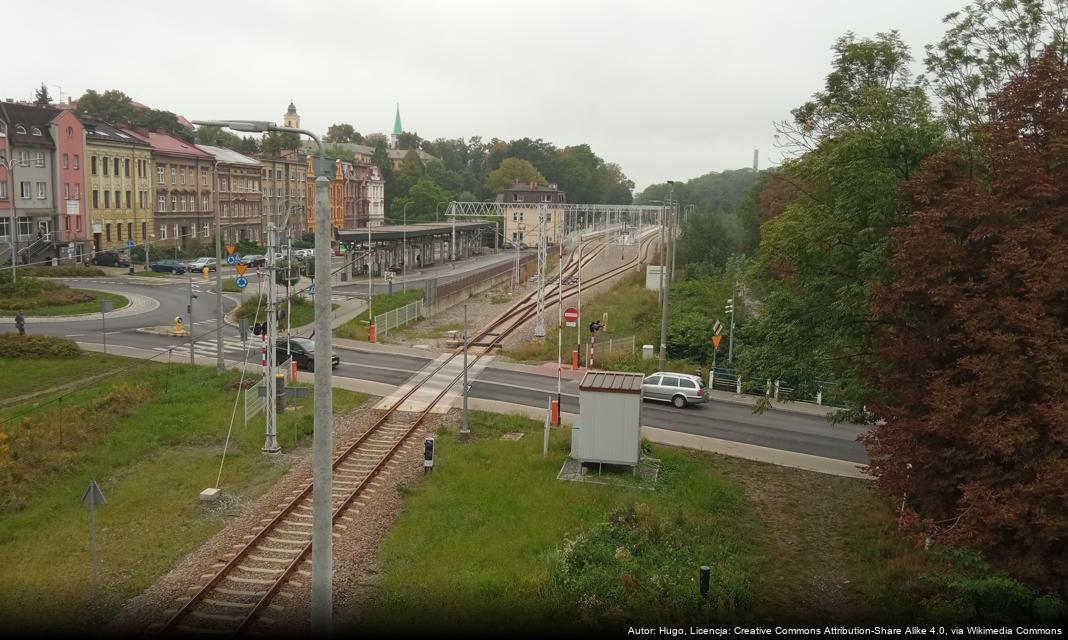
581, 335, 636, 359
373, 300, 425, 337
708, 366, 845, 407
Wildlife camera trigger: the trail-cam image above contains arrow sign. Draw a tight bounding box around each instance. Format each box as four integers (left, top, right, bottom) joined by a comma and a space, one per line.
711, 335, 723, 350
235, 263, 247, 276
713, 320, 723, 336
82, 479, 107, 507
563, 307, 579, 327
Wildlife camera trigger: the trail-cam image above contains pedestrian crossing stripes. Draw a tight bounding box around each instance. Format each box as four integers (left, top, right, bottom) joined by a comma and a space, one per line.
153, 338, 258, 358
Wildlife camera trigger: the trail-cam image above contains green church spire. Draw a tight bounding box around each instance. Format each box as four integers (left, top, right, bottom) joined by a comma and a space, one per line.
392, 103, 403, 135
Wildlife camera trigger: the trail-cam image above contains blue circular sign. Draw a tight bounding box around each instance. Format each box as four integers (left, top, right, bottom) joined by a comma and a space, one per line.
227, 254, 237, 265
235, 276, 248, 289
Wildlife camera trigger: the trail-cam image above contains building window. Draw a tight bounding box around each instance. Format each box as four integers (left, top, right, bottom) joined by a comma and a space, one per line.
202, 194, 209, 209
543, 194, 552, 202
171, 167, 176, 184
0, 151, 5, 167
105, 224, 111, 242
103, 157, 109, 176
75, 216, 81, 231
191, 224, 197, 238
0, 218, 8, 238
113, 158, 119, 176
0, 182, 6, 200
203, 223, 210, 237
14, 125, 25, 134
66, 126, 74, 138
127, 222, 132, 240
30, 126, 41, 136
158, 166, 165, 184
64, 184, 70, 200
91, 156, 98, 175
160, 225, 167, 240
64, 216, 70, 232
36, 182, 46, 199
125, 159, 130, 177
93, 191, 99, 208
171, 194, 177, 211
18, 217, 33, 238
115, 191, 120, 208
173, 224, 179, 240
158, 194, 165, 210
117, 224, 122, 242
201, 168, 208, 185
104, 191, 110, 208
63, 154, 69, 169
126, 190, 132, 208
74, 154, 80, 169
35, 152, 45, 167
74, 184, 80, 200
141, 222, 147, 241
17, 151, 28, 166
513, 194, 523, 202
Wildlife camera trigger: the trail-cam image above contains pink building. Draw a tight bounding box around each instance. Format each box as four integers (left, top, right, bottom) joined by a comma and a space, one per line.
49, 109, 88, 256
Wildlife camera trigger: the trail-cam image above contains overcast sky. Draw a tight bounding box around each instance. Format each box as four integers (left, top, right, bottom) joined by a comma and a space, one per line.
7, 0, 965, 191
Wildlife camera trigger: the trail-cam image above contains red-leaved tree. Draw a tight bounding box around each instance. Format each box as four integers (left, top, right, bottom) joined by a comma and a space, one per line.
864, 50, 1068, 589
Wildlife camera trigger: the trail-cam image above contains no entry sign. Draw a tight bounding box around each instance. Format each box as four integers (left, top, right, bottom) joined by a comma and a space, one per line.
564, 307, 579, 327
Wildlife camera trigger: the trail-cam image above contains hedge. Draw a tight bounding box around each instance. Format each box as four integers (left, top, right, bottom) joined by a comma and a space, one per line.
0, 334, 82, 358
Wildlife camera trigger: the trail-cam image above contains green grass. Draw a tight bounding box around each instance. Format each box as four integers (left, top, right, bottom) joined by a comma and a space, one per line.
0, 353, 130, 403
19, 266, 106, 277
335, 289, 424, 341
0, 289, 128, 317
234, 295, 336, 328
0, 359, 366, 633
353, 411, 764, 633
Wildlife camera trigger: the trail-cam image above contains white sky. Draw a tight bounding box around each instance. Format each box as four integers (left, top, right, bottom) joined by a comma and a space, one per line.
6, 0, 965, 190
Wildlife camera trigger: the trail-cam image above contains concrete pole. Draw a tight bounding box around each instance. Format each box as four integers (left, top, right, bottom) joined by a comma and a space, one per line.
658, 207, 666, 306
450, 213, 456, 261
213, 161, 224, 374
311, 170, 333, 634
263, 222, 280, 453
658, 192, 674, 371
188, 270, 195, 367
461, 303, 470, 434
670, 203, 678, 284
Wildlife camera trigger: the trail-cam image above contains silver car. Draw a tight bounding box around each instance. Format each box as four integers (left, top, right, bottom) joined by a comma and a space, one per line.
642, 372, 707, 408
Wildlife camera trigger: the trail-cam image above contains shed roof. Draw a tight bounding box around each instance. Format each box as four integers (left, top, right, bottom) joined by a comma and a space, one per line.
579, 371, 644, 394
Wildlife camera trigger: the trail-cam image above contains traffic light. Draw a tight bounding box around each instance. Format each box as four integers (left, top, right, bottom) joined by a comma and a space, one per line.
423, 437, 435, 473
589, 320, 604, 334
252, 322, 267, 336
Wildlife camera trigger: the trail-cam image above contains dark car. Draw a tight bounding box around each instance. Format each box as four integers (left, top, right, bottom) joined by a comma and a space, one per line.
241, 254, 266, 268
275, 337, 340, 371
149, 259, 186, 274
91, 251, 130, 267
386, 262, 404, 274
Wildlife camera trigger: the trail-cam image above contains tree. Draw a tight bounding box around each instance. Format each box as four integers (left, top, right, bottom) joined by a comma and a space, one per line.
364, 132, 388, 147
675, 211, 740, 274
485, 157, 547, 194
371, 140, 395, 213
742, 32, 945, 415
75, 89, 136, 124
865, 51, 1068, 589
324, 123, 361, 144
262, 132, 301, 155
140, 109, 193, 142
33, 84, 51, 107
395, 131, 423, 150
924, 0, 1068, 139
391, 178, 451, 222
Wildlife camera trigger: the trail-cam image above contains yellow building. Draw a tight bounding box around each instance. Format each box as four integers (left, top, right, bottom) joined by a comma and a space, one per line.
84, 120, 154, 251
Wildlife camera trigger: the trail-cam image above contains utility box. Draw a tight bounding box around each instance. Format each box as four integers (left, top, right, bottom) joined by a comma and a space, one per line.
642, 344, 654, 360
571, 371, 644, 466
645, 265, 664, 291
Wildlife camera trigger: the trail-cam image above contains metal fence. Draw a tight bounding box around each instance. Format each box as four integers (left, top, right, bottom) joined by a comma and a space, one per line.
708, 367, 844, 406
581, 335, 636, 362
374, 300, 425, 337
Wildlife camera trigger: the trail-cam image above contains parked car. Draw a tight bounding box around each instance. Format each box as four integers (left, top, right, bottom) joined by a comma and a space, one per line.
275, 337, 340, 371
386, 261, 404, 274
294, 248, 314, 260
149, 259, 186, 275
641, 372, 707, 408
90, 251, 130, 267
241, 254, 266, 267
519, 242, 530, 250
187, 257, 218, 272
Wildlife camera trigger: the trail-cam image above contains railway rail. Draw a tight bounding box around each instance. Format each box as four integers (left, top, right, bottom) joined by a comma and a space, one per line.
150, 228, 659, 637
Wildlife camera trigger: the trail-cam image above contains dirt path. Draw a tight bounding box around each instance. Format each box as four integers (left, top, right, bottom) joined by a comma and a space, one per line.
721, 456, 875, 622
0, 370, 119, 409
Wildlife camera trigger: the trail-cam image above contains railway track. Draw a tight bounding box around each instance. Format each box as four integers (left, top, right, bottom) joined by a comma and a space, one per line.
150, 228, 658, 637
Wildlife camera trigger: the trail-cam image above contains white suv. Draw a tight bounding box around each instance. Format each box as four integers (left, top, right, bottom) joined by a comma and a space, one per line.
641, 372, 708, 408
187, 257, 217, 272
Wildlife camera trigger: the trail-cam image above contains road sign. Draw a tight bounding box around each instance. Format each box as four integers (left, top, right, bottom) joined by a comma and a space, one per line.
712, 335, 723, 349
227, 254, 237, 265
307, 283, 315, 295
564, 307, 579, 327
235, 276, 248, 289
713, 320, 723, 336
100, 299, 114, 313
226, 243, 236, 255
126, 240, 134, 250
82, 479, 107, 507
235, 263, 247, 276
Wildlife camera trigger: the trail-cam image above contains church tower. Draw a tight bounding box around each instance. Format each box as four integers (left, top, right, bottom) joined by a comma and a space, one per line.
283, 100, 300, 129
390, 103, 402, 149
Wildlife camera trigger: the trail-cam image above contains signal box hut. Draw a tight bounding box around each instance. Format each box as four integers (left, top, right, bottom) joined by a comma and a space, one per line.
571, 371, 644, 467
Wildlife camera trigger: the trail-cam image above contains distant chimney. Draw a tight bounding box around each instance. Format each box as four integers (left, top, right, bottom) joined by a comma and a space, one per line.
753, 149, 759, 171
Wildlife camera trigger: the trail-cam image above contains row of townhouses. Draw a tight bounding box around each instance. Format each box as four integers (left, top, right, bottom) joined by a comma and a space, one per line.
0, 100, 385, 264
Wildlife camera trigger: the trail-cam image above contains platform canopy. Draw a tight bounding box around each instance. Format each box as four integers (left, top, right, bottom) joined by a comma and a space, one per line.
336, 221, 496, 244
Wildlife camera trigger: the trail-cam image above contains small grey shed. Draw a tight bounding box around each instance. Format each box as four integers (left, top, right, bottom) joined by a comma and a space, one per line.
571, 371, 644, 466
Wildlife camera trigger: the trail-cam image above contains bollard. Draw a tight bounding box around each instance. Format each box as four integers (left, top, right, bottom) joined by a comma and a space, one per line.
700, 565, 710, 599
369, 323, 377, 343
275, 373, 286, 412
551, 398, 560, 426
290, 359, 298, 383
571, 349, 579, 370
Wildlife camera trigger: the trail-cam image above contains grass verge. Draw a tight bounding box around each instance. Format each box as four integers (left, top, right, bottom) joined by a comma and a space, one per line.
0, 358, 366, 633
233, 295, 336, 329
19, 266, 107, 277
335, 289, 424, 341
0, 288, 128, 317
0, 352, 130, 403
354, 411, 763, 633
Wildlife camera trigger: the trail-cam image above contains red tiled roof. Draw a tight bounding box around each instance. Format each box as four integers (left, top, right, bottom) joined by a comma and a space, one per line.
118, 126, 210, 159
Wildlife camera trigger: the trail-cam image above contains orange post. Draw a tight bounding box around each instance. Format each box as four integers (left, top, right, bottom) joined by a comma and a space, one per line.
290, 359, 297, 383
369, 323, 377, 343
551, 399, 560, 426
571, 349, 579, 370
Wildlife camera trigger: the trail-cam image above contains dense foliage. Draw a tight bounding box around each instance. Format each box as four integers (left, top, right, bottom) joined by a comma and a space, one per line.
0, 334, 81, 358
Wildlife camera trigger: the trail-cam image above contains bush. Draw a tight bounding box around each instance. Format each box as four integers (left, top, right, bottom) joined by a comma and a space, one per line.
0, 334, 81, 358
20, 266, 106, 278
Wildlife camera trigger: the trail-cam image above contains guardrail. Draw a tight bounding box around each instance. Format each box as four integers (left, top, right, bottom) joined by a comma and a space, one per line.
708, 367, 844, 406
374, 300, 425, 337
433, 253, 536, 301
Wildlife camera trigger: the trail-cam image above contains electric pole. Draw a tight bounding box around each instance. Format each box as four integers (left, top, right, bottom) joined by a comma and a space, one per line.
213, 161, 224, 374
263, 222, 280, 453
534, 205, 547, 338
658, 182, 676, 371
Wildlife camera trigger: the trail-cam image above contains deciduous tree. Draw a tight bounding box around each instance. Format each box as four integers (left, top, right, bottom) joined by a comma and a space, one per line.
485, 158, 547, 194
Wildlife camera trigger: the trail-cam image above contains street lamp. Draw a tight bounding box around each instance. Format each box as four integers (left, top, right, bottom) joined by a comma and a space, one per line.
192, 119, 333, 634
658, 181, 676, 370
402, 200, 413, 277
